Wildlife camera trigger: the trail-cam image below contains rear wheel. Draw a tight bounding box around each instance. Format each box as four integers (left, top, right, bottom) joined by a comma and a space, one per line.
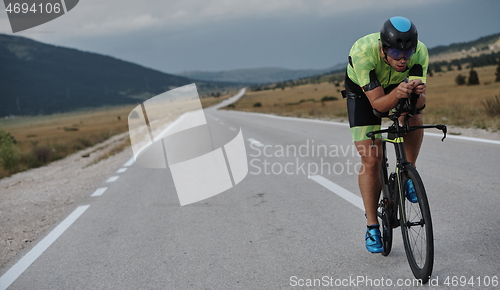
400, 165, 434, 284
378, 141, 393, 256
379, 198, 393, 256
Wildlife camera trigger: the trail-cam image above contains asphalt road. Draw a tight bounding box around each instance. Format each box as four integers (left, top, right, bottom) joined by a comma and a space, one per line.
1, 93, 500, 289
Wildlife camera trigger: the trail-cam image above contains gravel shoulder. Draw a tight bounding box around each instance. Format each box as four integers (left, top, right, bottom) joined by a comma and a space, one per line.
1, 121, 499, 271
0, 132, 133, 269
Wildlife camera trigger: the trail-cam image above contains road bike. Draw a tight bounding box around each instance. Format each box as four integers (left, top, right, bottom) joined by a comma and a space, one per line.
366, 94, 447, 284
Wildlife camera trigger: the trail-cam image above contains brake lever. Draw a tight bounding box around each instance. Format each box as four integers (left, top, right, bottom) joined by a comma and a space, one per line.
436, 125, 447, 141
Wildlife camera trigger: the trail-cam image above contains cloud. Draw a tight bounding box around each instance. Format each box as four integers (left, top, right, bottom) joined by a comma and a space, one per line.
2, 0, 453, 38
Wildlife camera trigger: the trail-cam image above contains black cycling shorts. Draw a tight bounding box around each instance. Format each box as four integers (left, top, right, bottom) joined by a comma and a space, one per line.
343, 72, 397, 141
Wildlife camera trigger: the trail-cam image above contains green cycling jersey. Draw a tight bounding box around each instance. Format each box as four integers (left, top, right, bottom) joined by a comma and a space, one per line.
347, 33, 429, 91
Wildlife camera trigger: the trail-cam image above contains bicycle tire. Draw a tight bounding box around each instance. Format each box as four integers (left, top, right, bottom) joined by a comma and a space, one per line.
379, 141, 393, 256
399, 164, 434, 284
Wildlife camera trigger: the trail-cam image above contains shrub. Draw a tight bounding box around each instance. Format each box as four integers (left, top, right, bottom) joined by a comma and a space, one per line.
467, 68, 480, 85
0, 129, 16, 144
321, 96, 338, 102
0, 127, 20, 172
77, 137, 94, 148
483, 95, 500, 116
19, 152, 44, 169
253, 102, 262, 107
455, 74, 466, 85
33, 146, 52, 164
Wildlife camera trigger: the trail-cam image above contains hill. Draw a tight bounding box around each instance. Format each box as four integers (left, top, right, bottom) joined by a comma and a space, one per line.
428, 32, 500, 58
178, 63, 347, 85
0, 34, 234, 117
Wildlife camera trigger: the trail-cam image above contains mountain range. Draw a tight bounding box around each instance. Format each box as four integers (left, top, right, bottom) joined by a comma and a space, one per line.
0, 34, 234, 117
178, 63, 347, 85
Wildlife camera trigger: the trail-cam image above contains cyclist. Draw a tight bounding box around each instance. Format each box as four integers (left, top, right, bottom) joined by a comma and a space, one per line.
341, 16, 428, 253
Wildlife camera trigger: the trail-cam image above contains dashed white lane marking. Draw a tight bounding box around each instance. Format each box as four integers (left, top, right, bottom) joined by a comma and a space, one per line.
0, 205, 90, 290
91, 187, 108, 197
247, 138, 264, 147
309, 175, 364, 211
106, 176, 119, 183
116, 168, 127, 173
123, 157, 135, 167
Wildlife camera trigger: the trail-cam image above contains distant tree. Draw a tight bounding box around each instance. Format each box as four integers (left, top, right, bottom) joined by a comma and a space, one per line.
457, 63, 462, 71
495, 58, 500, 82
455, 74, 466, 85
447, 64, 454, 71
467, 67, 480, 85
434, 65, 443, 73
428, 68, 433, 77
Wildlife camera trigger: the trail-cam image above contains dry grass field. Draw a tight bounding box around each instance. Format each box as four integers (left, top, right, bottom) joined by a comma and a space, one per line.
0, 105, 136, 178
224, 81, 347, 120
200, 93, 233, 108
223, 65, 500, 130
424, 65, 500, 129
0, 91, 236, 178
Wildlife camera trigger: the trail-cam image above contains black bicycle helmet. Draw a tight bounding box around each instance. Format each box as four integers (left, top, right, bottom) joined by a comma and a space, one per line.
380, 16, 418, 51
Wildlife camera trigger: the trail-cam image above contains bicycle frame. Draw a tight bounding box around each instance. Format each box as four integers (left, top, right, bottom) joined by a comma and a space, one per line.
367, 102, 447, 223
366, 96, 447, 283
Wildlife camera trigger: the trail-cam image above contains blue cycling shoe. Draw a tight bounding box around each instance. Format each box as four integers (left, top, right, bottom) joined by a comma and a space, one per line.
406, 179, 418, 203
365, 225, 383, 253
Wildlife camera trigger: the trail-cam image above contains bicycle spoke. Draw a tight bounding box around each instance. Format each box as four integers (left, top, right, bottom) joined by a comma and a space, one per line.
405, 209, 427, 267
405, 207, 422, 265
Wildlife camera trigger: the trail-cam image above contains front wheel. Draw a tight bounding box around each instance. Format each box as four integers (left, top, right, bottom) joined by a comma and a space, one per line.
399, 165, 434, 284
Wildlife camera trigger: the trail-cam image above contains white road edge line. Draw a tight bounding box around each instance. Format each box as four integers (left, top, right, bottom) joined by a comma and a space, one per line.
106, 176, 119, 183
0, 205, 90, 290
91, 187, 108, 197
309, 175, 364, 211
223, 109, 349, 127
117, 168, 128, 173
425, 132, 500, 145
223, 110, 500, 146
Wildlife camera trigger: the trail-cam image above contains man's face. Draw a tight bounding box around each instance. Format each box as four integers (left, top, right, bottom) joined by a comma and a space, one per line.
386, 56, 408, 72
380, 45, 411, 72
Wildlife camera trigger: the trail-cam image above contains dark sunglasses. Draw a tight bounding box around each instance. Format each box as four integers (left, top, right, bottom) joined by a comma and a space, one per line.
386, 47, 415, 60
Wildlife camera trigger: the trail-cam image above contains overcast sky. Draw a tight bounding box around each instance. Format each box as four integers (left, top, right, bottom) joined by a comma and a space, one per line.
1, 0, 499, 74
